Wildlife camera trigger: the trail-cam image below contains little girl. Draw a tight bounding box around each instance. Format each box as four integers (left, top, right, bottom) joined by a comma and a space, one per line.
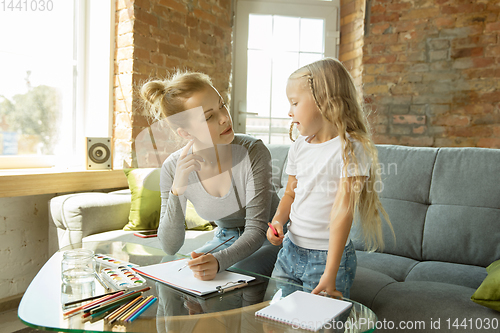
267, 58, 392, 299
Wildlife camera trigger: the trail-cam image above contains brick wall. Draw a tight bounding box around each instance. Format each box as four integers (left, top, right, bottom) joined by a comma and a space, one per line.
113, 0, 233, 168
341, 0, 500, 148
339, 0, 366, 87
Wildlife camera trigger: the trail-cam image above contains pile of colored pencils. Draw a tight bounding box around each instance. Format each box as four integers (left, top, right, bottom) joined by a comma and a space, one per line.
63, 287, 157, 323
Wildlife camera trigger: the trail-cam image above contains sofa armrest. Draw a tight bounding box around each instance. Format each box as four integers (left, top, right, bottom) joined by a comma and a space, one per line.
49, 192, 132, 249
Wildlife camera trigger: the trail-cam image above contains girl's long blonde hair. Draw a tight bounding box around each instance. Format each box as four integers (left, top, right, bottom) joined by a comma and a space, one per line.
289, 57, 393, 252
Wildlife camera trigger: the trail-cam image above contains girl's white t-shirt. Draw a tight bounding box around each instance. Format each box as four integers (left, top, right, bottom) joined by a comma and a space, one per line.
286, 135, 371, 250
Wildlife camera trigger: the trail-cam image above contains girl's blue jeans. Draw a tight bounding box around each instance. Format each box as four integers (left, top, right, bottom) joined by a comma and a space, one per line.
271, 235, 357, 299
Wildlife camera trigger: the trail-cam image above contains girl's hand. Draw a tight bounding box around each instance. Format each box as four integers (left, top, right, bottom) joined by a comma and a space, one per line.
188, 252, 219, 280
267, 221, 284, 245
312, 273, 343, 299
171, 140, 204, 196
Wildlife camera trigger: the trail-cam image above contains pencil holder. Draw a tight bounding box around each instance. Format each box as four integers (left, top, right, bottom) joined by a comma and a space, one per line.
61, 249, 95, 284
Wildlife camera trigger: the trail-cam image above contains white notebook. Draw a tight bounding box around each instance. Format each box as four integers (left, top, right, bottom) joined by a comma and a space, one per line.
255, 290, 352, 331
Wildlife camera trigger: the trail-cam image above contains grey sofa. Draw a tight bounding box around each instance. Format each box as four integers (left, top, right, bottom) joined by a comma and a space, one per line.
50, 144, 500, 331
350, 145, 500, 332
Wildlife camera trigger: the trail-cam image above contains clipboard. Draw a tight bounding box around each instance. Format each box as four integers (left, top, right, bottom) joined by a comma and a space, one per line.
133, 258, 256, 297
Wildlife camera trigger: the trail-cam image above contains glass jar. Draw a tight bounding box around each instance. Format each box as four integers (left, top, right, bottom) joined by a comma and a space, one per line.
61, 249, 95, 284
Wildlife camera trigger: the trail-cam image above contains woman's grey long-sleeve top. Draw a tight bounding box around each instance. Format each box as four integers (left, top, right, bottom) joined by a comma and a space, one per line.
158, 134, 278, 272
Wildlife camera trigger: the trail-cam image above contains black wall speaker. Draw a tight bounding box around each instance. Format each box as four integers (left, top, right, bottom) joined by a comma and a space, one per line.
86, 137, 112, 170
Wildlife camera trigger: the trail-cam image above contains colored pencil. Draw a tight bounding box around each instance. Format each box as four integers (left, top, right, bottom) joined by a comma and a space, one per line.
83, 286, 150, 313
119, 296, 151, 322
127, 297, 157, 322
86, 292, 141, 314
88, 293, 139, 315
63, 291, 125, 316
81, 291, 125, 310
106, 295, 143, 323
63, 290, 121, 307
123, 295, 155, 322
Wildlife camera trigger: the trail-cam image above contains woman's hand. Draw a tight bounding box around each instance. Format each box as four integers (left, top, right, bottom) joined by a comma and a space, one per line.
267, 220, 284, 245
171, 140, 204, 196
312, 273, 343, 299
188, 252, 219, 280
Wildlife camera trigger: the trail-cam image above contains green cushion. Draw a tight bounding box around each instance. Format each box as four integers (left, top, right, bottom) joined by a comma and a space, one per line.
123, 168, 161, 231
471, 260, 500, 312
122, 168, 212, 232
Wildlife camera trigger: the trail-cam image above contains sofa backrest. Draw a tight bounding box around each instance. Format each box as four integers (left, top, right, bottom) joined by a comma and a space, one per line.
267, 143, 500, 268
354, 144, 500, 268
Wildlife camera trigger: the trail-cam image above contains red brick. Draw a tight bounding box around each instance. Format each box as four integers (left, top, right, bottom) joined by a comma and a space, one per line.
134, 47, 150, 61
371, 44, 386, 54
370, 4, 386, 14
372, 134, 400, 145
370, 12, 400, 24
169, 33, 185, 46
159, 0, 188, 13
342, 1, 357, 16
364, 84, 389, 95
393, 115, 426, 125
448, 126, 493, 138
386, 3, 412, 12
412, 126, 427, 134
477, 138, 500, 148
441, 4, 474, 15
472, 57, 496, 68
400, 136, 434, 147
365, 33, 398, 44
451, 47, 484, 58
363, 54, 397, 64
401, 7, 439, 20
485, 21, 500, 32
434, 17, 455, 28
432, 115, 470, 126
386, 64, 405, 73
135, 8, 158, 28
194, 9, 217, 24
371, 22, 391, 35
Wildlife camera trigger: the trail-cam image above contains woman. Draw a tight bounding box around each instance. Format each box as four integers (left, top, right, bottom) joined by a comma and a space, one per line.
141, 70, 280, 280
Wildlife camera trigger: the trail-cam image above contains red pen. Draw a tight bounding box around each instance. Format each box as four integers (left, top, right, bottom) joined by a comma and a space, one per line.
268, 223, 279, 237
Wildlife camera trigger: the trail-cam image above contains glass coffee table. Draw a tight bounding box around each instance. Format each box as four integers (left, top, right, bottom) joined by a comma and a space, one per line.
19, 241, 377, 332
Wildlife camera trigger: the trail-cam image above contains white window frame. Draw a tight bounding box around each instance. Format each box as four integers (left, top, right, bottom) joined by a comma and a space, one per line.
0, 0, 115, 170
231, 0, 340, 136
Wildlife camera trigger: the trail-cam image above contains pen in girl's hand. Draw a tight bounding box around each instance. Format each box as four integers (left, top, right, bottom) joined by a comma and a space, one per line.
268, 223, 279, 237
178, 236, 235, 272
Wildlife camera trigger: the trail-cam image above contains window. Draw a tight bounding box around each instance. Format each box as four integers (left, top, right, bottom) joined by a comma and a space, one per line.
0, 0, 114, 169
233, 0, 340, 143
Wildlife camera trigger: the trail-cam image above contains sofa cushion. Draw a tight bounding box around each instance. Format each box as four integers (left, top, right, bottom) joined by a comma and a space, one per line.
350, 266, 397, 309
123, 168, 162, 231
423, 205, 500, 267
429, 148, 500, 209
471, 259, 500, 312
374, 198, 428, 260
370, 281, 492, 332
356, 251, 419, 282
123, 168, 212, 232
376, 145, 437, 204
405, 261, 487, 290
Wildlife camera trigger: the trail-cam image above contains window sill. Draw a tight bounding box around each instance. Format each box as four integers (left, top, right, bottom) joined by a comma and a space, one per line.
0, 169, 129, 198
